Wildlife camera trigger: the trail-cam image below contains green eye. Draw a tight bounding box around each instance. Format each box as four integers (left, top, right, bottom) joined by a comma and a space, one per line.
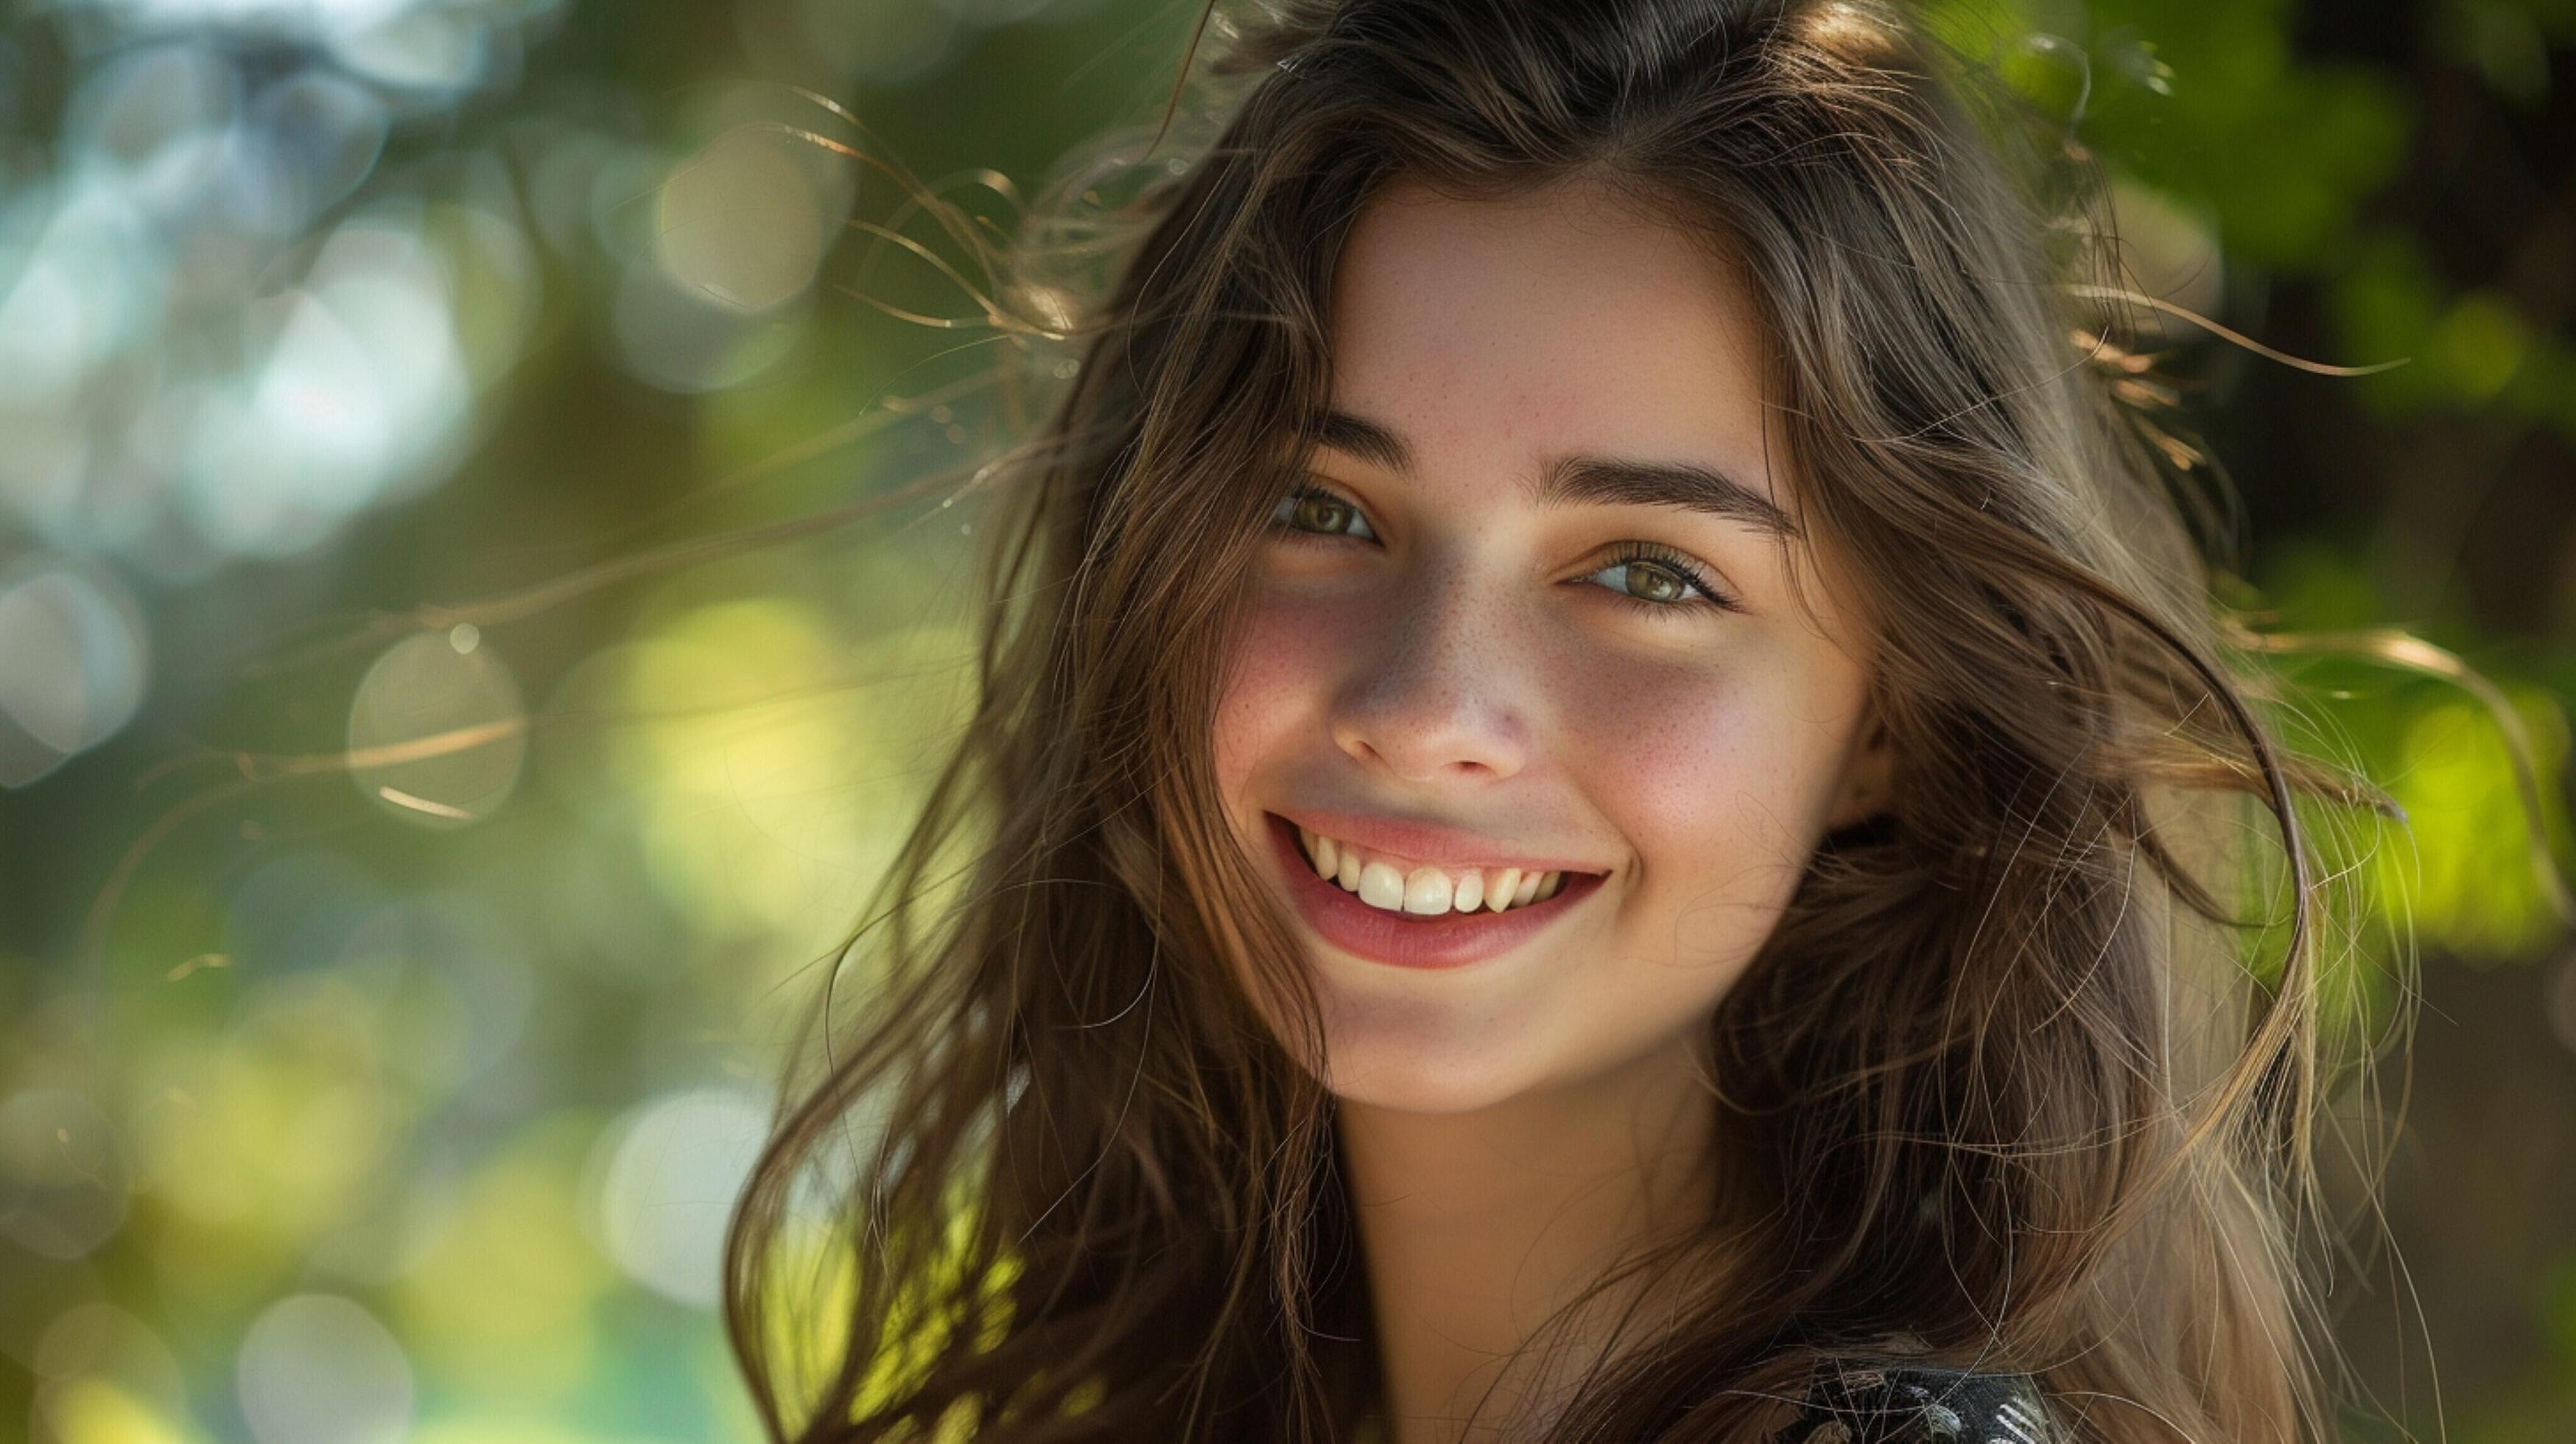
1600, 559, 1692, 605
1271, 484, 1378, 542
1263, 489, 1736, 620
1582, 543, 1737, 617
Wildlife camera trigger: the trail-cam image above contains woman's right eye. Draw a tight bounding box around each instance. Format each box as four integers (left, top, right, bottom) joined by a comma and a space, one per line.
1270, 483, 1378, 542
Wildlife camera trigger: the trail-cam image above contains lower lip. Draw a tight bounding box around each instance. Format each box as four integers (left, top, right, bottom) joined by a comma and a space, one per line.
1264, 813, 1607, 970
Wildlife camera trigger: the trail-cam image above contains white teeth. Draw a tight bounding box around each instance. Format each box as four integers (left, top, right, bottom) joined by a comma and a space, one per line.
1356, 860, 1407, 910
1401, 866, 1453, 915
1296, 825, 1573, 919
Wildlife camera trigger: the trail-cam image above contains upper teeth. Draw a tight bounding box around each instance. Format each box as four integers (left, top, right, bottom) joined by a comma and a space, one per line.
1296, 826, 1570, 916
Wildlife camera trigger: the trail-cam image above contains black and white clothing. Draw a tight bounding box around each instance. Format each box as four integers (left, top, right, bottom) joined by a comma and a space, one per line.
1769, 1356, 2056, 1443
1344, 1353, 2058, 1442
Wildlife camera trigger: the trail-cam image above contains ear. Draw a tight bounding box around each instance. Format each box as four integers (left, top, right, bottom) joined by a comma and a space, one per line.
1824, 699, 1898, 831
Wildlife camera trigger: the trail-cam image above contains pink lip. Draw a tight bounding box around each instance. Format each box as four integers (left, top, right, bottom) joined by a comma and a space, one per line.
1263, 812, 1607, 970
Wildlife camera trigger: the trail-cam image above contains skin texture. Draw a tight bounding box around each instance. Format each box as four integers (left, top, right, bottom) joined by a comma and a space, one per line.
1211, 173, 1892, 1442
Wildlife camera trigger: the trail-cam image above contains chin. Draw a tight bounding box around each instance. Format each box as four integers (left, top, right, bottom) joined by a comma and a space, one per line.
1320, 1061, 1531, 1115
1305, 993, 1544, 1115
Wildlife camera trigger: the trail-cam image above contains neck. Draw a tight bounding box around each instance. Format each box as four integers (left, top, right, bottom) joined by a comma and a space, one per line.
1336, 1038, 1727, 1444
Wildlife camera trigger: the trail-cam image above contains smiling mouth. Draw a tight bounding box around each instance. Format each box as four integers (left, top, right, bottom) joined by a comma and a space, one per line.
1270, 812, 1604, 922
1260, 811, 1604, 968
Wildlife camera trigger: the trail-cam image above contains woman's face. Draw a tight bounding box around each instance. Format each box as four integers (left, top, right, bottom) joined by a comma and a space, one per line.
1212, 175, 1889, 1113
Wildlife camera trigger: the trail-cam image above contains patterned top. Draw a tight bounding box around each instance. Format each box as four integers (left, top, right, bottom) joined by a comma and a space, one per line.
1768, 1356, 2056, 1443
1343, 1356, 2057, 1442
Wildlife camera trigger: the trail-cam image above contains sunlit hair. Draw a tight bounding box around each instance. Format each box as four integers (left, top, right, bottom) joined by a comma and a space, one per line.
720, 1, 2424, 1438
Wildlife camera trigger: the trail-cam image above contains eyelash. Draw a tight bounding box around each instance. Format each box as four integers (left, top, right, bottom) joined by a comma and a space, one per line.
1268, 481, 1739, 617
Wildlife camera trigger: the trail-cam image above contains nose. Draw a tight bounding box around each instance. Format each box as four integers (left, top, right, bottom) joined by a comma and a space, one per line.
1328, 561, 1531, 785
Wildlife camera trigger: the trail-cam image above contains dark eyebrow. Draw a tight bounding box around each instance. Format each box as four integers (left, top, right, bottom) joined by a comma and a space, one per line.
1308, 407, 1800, 540
1312, 409, 1417, 473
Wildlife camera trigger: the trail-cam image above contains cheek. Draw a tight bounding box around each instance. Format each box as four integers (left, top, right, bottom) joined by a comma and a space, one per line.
1212, 591, 1333, 813
1560, 641, 1860, 960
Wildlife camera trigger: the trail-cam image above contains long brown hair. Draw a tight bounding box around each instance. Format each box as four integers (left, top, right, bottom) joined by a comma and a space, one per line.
720, 1, 2418, 1437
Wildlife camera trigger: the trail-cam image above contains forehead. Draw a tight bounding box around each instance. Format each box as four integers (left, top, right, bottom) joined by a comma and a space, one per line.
1322, 174, 1791, 519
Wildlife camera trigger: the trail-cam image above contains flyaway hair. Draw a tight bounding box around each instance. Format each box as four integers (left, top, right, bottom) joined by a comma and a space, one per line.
722, 2, 2425, 1439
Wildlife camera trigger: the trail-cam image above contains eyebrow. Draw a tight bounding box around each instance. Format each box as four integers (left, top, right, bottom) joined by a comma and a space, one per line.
1308, 408, 1800, 539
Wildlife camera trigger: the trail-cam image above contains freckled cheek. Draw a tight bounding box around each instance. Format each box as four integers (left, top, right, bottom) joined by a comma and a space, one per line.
1212, 592, 1342, 805
1550, 648, 1836, 886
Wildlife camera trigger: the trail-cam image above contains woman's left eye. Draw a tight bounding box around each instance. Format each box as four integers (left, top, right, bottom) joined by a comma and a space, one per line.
1581, 546, 1735, 615
1267, 483, 1736, 617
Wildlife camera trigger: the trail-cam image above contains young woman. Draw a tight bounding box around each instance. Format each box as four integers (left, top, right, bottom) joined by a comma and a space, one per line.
723, 1, 2412, 1439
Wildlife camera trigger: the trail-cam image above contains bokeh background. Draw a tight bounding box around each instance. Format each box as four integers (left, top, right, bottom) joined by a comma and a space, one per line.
1, 0, 2572, 1439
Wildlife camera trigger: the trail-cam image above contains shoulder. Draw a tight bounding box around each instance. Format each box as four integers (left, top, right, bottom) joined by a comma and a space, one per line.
1767, 1354, 2058, 1443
